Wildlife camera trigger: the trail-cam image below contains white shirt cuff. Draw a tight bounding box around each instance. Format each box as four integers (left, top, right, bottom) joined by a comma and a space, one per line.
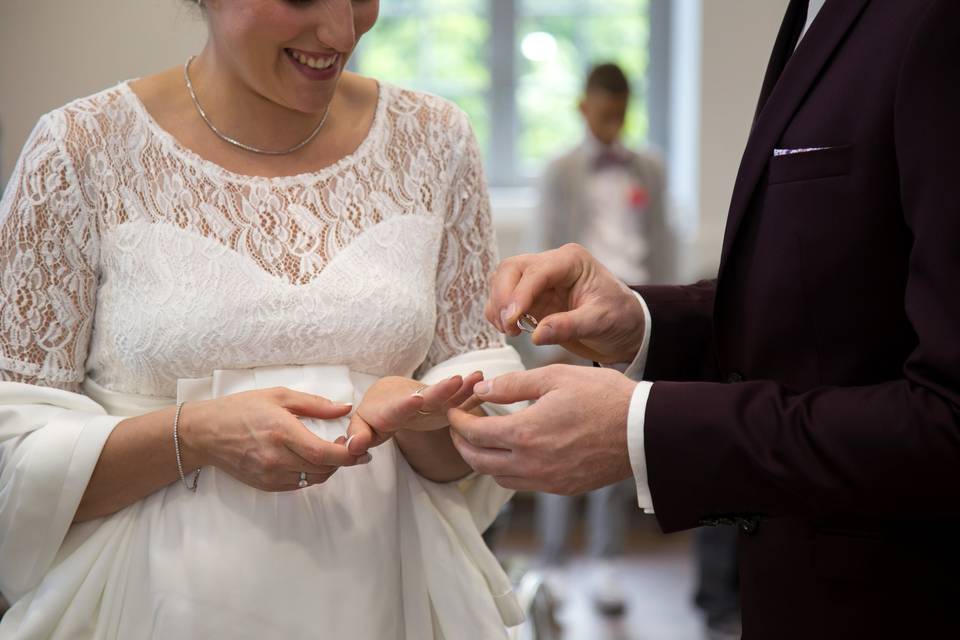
625, 291, 652, 380
607, 291, 651, 380
627, 380, 655, 513
599, 291, 654, 512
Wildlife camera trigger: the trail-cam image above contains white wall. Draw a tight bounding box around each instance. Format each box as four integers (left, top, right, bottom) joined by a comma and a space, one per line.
0, 0, 207, 183
690, 0, 786, 279
0, 0, 788, 280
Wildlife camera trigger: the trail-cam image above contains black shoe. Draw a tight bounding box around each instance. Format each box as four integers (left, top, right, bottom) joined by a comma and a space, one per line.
705, 610, 741, 640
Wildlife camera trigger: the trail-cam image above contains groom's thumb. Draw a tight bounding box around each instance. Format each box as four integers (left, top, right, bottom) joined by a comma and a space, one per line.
532, 305, 600, 346
472, 370, 551, 404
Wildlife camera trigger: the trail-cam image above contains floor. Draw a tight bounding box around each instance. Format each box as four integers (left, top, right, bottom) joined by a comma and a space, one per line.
496, 498, 714, 640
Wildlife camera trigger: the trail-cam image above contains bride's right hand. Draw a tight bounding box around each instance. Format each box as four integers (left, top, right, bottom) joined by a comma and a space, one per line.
178, 387, 365, 491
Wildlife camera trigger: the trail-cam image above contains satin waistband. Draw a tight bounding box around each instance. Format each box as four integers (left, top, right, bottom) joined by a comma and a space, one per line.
82, 365, 379, 417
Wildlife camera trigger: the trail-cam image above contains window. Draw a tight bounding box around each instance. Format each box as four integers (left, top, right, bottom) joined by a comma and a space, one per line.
353, 0, 650, 186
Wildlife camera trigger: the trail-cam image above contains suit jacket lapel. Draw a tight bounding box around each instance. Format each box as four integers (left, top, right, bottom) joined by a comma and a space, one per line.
718, 0, 871, 276
753, 0, 809, 124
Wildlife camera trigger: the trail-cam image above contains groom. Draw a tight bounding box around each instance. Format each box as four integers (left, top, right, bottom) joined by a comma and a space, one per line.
449, 0, 960, 637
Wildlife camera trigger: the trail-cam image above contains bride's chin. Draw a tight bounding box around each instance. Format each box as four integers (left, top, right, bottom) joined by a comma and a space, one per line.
285, 87, 340, 116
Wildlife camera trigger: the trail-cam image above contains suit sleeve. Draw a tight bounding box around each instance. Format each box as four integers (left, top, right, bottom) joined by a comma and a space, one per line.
643, 0, 960, 533
633, 280, 719, 382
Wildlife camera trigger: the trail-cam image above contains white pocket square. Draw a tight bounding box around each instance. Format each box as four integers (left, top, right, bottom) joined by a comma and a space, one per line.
773, 146, 833, 157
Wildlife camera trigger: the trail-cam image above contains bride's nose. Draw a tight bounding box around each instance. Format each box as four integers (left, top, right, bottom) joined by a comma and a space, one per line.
313, 0, 358, 53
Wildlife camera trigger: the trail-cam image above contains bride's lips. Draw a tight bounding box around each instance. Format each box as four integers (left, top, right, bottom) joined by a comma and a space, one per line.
284, 48, 341, 81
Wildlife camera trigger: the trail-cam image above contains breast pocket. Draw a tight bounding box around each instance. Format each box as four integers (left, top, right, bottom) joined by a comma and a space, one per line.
768, 144, 853, 185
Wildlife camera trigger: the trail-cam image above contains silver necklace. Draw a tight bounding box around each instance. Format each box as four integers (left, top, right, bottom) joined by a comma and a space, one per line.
183, 56, 330, 156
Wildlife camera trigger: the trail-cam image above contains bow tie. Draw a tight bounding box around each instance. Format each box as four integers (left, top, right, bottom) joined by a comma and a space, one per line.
592, 148, 629, 170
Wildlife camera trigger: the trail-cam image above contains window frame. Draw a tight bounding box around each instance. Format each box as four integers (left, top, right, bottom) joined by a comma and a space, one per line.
351, 0, 670, 189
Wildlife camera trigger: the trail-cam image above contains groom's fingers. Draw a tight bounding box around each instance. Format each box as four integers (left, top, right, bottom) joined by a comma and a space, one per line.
501, 248, 583, 329
471, 370, 552, 405
486, 255, 531, 332
532, 304, 604, 347
450, 429, 514, 476
447, 408, 516, 449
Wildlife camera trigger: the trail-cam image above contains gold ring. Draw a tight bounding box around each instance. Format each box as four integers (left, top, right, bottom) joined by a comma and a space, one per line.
517, 313, 539, 333
413, 385, 431, 415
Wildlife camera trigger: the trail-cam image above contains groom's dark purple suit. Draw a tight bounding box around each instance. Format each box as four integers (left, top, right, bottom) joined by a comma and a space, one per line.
635, 1, 960, 636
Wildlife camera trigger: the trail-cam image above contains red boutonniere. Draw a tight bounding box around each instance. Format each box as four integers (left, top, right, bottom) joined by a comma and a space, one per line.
628, 185, 649, 211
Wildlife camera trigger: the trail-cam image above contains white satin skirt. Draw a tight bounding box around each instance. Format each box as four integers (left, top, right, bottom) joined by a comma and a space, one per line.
0, 352, 524, 639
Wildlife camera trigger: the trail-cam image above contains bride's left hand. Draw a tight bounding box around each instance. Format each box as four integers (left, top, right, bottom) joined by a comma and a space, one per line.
345, 372, 485, 454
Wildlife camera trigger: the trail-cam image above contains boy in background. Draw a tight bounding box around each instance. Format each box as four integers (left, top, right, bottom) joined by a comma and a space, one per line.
535, 62, 675, 616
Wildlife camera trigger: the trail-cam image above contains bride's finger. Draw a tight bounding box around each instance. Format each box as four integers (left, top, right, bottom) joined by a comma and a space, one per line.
345, 413, 387, 454
273, 438, 367, 476
274, 388, 354, 420
446, 371, 484, 408
284, 418, 361, 468
263, 469, 337, 492
456, 394, 485, 413
412, 375, 463, 411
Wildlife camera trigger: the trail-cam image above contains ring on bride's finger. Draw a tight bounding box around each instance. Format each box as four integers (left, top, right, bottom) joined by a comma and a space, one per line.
517, 313, 539, 333
413, 385, 432, 415
298, 471, 309, 489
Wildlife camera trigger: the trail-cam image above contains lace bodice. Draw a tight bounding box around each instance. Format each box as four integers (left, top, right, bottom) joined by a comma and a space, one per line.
0, 81, 503, 397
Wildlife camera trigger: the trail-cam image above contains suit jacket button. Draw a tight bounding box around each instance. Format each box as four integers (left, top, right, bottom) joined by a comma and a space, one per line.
727, 372, 744, 383
739, 517, 759, 534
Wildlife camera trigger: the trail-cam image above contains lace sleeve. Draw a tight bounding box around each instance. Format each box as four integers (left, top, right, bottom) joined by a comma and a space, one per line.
417, 108, 505, 375
0, 112, 99, 392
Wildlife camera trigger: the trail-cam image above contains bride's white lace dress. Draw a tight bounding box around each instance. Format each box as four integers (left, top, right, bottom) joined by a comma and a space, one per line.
0, 81, 525, 639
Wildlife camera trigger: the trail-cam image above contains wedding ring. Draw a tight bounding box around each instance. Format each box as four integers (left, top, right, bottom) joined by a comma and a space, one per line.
517, 313, 539, 333
413, 385, 431, 415
298, 471, 309, 489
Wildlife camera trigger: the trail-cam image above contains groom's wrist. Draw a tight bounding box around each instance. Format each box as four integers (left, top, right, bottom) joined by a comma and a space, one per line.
620, 291, 652, 380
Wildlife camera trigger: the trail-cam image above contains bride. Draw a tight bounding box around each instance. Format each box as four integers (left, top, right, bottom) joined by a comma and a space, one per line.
0, 1, 526, 638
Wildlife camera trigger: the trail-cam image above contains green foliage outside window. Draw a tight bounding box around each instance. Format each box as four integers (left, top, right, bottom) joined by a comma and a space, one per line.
354, 0, 648, 181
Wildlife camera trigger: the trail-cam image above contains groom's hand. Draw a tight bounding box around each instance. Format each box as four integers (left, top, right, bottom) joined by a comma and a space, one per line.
486, 243, 646, 364
448, 365, 636, 494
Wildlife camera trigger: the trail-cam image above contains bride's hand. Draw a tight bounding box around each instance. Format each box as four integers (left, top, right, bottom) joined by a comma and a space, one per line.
180, 387, 367, 491
345, 373, 485, 454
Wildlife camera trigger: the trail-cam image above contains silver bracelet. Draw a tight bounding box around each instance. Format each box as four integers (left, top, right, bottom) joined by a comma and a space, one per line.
173, 401, 201, 492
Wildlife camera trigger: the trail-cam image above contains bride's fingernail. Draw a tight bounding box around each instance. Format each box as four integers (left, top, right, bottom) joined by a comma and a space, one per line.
474, 381, 492, 395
